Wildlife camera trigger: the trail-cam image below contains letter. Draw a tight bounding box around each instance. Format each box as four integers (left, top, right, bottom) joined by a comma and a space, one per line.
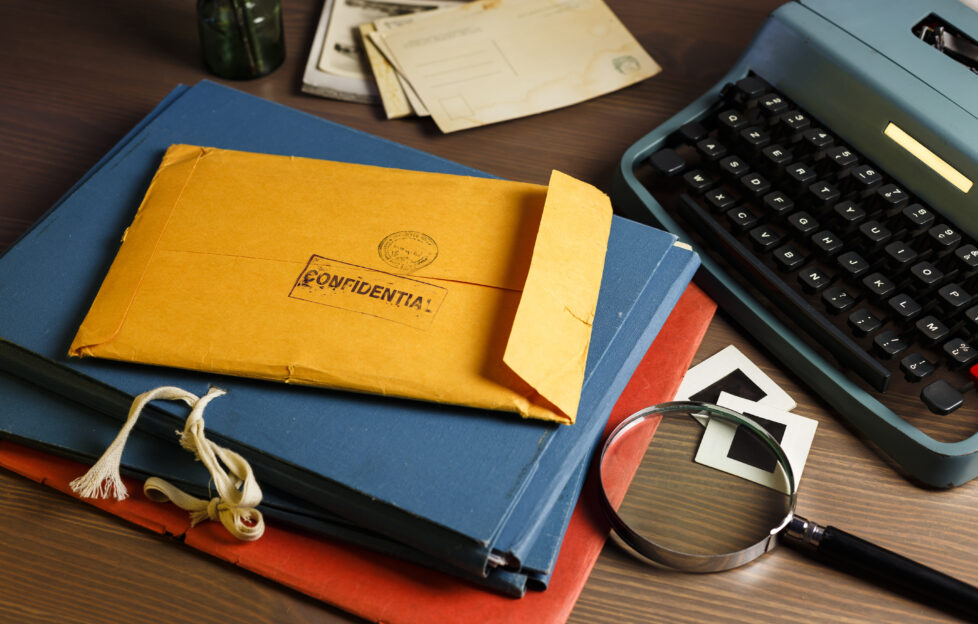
329, 275, 344, 289
381, 287, 396, 302
369, 284, 383, 298
409, 295, 423, 310
316, 272, 331, 286
302, 269, 318, 285
395, 291, 410, 305
357, 281, 373, 295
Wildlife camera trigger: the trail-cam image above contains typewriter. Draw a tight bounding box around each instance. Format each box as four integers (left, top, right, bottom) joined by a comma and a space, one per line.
612, 0, 978, 487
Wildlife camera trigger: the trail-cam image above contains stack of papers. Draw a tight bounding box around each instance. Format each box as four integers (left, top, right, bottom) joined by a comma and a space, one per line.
303, 0, 660, 132
0, 81, 698, 597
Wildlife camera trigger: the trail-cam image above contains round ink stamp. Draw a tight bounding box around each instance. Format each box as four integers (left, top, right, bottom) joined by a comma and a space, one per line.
378, 231, 439, 271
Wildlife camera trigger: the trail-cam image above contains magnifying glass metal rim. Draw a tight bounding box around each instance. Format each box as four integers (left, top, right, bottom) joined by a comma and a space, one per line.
597, 400, 797, 573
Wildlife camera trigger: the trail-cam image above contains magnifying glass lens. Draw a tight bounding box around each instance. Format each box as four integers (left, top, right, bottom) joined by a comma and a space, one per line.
599, 403, 793, 571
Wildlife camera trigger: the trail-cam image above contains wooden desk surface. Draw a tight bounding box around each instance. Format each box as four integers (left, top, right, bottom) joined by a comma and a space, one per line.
1, 1, 976, 622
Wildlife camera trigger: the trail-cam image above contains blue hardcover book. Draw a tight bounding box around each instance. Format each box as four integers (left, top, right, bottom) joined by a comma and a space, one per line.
0, 365, 543, 596
0, 81, 696, 583
0, 239, 694, 595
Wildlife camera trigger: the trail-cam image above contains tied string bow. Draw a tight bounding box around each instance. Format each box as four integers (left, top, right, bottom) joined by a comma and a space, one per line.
69, 386, 264, 541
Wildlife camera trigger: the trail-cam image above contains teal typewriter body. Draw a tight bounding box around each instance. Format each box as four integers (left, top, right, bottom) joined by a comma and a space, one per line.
613, 0, 978, 487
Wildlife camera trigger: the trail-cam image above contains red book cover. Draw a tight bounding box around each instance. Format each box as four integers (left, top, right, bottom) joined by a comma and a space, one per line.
0, 283, 715, 624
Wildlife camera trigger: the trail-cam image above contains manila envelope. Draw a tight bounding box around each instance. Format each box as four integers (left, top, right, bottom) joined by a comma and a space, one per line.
375, 0, 661, 133
68, 145, 612, 424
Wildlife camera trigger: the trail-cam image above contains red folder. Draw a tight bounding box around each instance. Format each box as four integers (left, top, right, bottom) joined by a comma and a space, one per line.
0, 283, 714, 624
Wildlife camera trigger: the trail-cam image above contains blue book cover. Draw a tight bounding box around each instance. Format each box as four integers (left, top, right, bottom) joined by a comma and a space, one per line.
0, 365, 539, 596
0, 81, 695, 581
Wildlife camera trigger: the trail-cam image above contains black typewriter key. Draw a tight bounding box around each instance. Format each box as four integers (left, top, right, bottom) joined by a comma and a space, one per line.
812, 230, 844, 257
786, 163, 817, 191
862, 272, 896, 300
719, 155, 750, 178
901, 203, 934, 230
787, 210, 819, 235
873, 330, 909, 358
887, 292, 922, 322
928, 224, 962, 254
705, 187, 738, 211
683, 169, 715, 194
760, 144, 792, 175
696, 138, 728, 161
883, 241, 918, 271
848, 308, 883, 336
807, 180, 841, 211
749, 224, 785, 250
734, 75, 769, 100
942, 337, 978, 367
938, 283, 972, 312
726, 206, 760, 232
954, 244, 978, 275
739, 127, 771, 154
798, 263, 833, 293
876, 184, 909, 212
759, 93, 789, 117
836, 250, 870, 278
739, 172, 770, 196
921, 380, 965, 415
831, 200, 866, 231
915, 315, 950, 345
718, 109, 750, 135
824, 145, 858, 176
900, 352, 935, 381
779, 110, 811, 137
850, 164, 883, 194
909, 261, 944, 290
677, 121, 709, 144
762, 190, 794, 216
648, 148, 687, 176
773, 243, 807, 271
822, 285, 856, 313
965, 304, 978, 328
857, 220, 892, 250
802, 128, 834, 152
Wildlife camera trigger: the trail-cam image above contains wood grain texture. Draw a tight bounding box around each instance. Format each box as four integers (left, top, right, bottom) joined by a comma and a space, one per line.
1, 1, 976, 622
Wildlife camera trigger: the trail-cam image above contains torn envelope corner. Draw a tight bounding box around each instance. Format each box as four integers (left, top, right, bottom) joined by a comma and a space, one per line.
502, 170, 613, 426
68, 146, 611, 425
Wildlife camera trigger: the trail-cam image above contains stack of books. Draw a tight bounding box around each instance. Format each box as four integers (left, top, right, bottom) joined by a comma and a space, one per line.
0, 81, 709, 620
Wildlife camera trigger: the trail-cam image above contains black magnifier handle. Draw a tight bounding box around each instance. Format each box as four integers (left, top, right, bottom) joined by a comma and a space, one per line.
782, 515, 978, 621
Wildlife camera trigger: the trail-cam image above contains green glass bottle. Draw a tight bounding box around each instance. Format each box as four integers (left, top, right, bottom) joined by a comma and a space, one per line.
197, 0, 285, 80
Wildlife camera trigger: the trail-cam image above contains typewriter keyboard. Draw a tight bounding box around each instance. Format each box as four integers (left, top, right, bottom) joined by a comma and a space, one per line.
642, 74, 978, 442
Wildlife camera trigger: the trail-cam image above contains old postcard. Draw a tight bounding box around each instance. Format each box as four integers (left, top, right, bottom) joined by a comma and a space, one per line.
362, 2, 461, 116
318, 0, 453, 79
375, 0, 661, 132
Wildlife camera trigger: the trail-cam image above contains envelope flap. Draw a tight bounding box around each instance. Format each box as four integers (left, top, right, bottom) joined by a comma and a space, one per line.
71, 145, 207, 354
502, 171, 612, 424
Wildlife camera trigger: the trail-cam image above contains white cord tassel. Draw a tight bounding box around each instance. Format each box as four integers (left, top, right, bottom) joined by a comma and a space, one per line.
69, 387, 198, 500
70, 386, 264, 541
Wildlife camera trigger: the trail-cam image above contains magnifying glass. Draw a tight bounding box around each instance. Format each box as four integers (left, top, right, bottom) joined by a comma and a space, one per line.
597, 402, 978, 620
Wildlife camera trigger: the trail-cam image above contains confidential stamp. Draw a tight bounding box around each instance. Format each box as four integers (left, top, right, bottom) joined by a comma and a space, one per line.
290, 255, 446, 330
378, 231, 439, 272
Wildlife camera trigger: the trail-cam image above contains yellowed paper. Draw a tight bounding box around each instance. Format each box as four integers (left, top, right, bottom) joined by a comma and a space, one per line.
69, 145, 612, 424
376, 0, 661, 133
360, 23, 414, 118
